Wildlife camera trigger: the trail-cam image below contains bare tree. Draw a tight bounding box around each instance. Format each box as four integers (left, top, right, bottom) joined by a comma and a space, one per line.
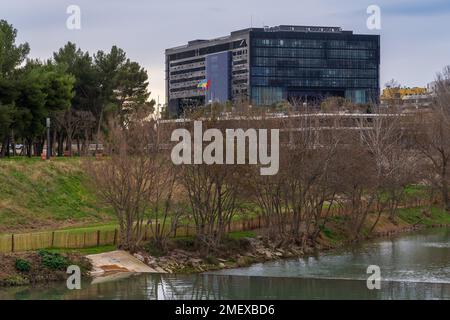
175, 117, 248, 253
414, 67, 450, 212
146, 140, 181, 250
181, 163, 241, 252
358, 112, 416, 230
76, 111, 96, 156
54, 109, 82, 156
249, 112, 340, 246
85, 119, 180, 252
251, 170, 289, 239
53, 109, 96, 156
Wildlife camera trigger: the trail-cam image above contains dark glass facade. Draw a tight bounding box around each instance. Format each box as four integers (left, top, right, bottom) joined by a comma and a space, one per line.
166, 26, 380, 115
249, 28, 380, 105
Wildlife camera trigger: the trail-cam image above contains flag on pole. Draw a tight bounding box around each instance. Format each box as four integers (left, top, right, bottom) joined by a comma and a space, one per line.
197, 79, 211, 90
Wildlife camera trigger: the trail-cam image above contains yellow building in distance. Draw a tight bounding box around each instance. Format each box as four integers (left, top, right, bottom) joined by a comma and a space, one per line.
381, 86, 432, 108
382, 87, 428, 99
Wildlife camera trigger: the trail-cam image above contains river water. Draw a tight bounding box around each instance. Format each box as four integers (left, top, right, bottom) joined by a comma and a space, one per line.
1, 228, 449, 300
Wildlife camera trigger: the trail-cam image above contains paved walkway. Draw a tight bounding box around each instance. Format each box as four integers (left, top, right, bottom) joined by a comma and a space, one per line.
86, 250, 164, 276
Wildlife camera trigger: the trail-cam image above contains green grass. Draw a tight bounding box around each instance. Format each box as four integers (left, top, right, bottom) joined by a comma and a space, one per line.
404, 185, 428, 198
0, 157, 114, 233
397, 206, 450, 226
173, 230, 257, 242
0, 157, 264, 235
56, 222, 118, 234
322, 201, 341, 209
45, 245, 117, 255
227, 230, 257, 240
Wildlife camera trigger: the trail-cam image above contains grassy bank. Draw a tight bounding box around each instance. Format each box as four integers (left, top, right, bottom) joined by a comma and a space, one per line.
0, 157, 114, 233
0, 158, 257, 236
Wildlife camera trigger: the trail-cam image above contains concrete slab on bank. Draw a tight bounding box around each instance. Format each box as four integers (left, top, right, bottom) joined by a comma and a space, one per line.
86, 250, 164, 276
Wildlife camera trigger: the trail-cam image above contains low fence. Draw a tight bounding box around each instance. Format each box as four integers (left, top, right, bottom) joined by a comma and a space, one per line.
0, 216, 263, 253
0, 197, 432, 253
0, 229, 118, 253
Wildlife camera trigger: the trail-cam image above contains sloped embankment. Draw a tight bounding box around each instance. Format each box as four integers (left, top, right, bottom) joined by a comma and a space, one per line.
0, 158, 113, 234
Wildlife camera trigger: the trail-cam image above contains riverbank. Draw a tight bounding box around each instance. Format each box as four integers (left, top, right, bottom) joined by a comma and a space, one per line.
0, 250, 91, 286
132, 207, 450, 274
0, 206, 448, 286
2, 227, 448, 300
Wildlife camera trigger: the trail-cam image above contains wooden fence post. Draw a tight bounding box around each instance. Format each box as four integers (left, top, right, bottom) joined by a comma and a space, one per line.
51, 231, 55, 248
83, 232, 86, 248
11, 234, 14, 252
97, 230, 101, 247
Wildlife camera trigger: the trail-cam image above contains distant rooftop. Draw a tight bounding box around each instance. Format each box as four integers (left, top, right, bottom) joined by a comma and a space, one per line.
261, 25, 344, 33
167, 25, 351, 52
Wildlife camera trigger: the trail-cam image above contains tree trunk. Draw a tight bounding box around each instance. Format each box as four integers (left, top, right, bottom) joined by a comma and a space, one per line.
67, 134, 73, 157
51, 130, 56, 157
95, 106, 104, 153
11, 129, 16, 157
0, 136, 8, 157
5, 136, 10, 157
26, 139, 32, 157
76, 138, 81, 156
58, 134, 64, 156
442, 180, 450, 213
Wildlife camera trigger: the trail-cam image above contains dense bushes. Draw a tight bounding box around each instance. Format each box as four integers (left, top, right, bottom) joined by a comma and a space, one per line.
14, 259, 31, 272
1, 251, 92, 287
38, 250, 70, 270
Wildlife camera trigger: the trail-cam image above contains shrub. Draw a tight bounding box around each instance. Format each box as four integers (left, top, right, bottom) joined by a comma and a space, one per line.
1, 275, 29, 286
204, 255, 219, 265
172, 236, 196, 251
38, 249, 69, 270
144, 242, 165, 257
222, 236, 252, 252
15, 259, 31, 273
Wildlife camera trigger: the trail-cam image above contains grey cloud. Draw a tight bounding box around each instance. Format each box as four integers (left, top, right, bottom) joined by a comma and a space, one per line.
1, 0, 449, 102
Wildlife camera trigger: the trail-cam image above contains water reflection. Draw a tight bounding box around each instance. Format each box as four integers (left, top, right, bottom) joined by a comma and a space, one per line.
0, 228, 449, 300
1, 273, 449, 300
211, 228, 450, 284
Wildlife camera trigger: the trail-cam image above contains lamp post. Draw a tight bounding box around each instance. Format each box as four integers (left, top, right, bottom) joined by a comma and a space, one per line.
46, 117, 51, 160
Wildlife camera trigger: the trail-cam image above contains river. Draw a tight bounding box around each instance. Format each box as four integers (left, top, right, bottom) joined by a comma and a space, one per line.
1, 228, 449, 300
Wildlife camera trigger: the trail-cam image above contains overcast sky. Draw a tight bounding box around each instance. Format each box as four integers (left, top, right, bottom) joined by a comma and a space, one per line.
2, 0, 450, 103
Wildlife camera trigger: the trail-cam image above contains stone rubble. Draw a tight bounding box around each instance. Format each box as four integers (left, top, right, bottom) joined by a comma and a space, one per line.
137, 237, 313, 274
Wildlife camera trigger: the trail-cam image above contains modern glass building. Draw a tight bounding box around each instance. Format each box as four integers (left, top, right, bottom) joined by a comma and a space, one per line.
166, 25, 380, 115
